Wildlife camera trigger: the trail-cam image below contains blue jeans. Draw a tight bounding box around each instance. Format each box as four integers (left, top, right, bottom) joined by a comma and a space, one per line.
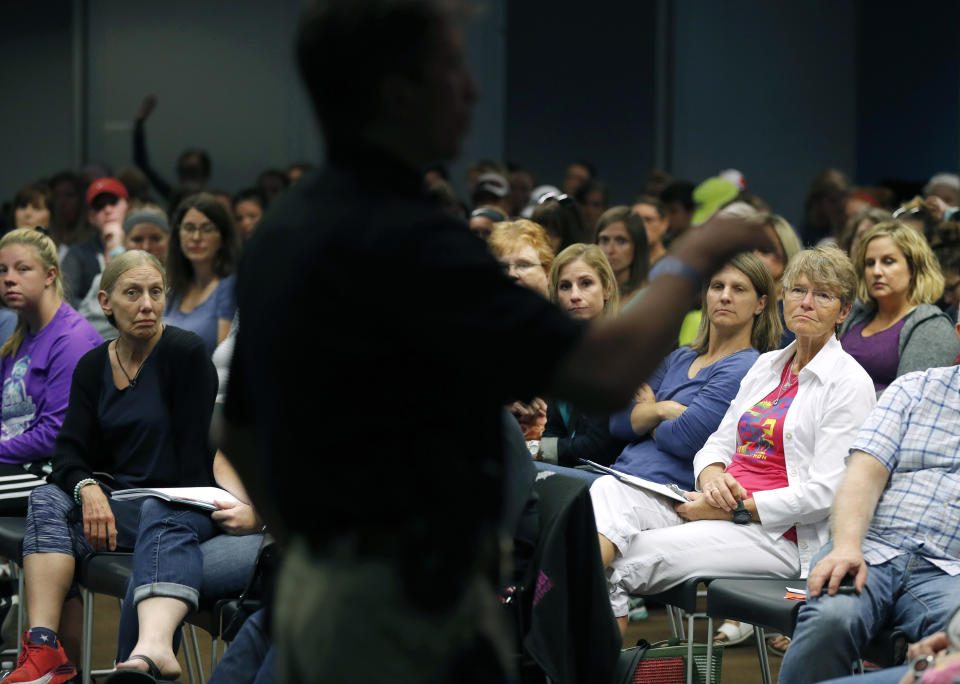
115, 513, 262, 660
819, 665, 909, 684
779, 542, 960, 684
207, 609, 274, 684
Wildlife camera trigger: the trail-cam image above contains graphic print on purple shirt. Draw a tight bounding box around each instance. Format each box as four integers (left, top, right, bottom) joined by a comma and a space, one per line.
0, 302, 103, 464
1, 356, 35, 438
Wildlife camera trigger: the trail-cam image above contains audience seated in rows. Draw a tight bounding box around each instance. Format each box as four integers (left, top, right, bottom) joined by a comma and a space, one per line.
594, 247, 876, 637
4, 251, 255, 683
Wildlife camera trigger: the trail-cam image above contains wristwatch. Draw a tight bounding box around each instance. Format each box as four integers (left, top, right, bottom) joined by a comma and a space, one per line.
732, 499, 752, 525
909, 653, 935, 681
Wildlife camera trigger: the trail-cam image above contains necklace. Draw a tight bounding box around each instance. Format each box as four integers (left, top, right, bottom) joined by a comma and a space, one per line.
114, 339, 143, 389
772, 359, 798, 406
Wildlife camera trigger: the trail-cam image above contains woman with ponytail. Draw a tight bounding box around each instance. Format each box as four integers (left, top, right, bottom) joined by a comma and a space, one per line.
0, 229, 102, 513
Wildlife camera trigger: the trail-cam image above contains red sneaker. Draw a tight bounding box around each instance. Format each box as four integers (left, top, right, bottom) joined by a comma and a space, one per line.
1, 631, 77, 684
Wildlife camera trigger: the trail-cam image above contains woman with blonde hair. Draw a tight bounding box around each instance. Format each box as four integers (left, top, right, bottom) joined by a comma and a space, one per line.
0, 229, 101, 513
840, 221, 960, 394
535, 244, 624, 470
549, 243, 619, 318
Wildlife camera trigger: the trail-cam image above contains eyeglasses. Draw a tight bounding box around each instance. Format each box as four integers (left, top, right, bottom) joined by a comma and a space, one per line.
500, 259, 542, 275
784, 286, 838, 306
180, 222, 219, 236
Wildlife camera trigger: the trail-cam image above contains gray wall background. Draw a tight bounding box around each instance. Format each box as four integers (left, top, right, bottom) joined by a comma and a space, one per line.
2, 0, 958, 231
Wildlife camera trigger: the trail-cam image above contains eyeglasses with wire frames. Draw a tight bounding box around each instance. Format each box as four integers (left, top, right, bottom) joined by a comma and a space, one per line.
783, 286, 839, 307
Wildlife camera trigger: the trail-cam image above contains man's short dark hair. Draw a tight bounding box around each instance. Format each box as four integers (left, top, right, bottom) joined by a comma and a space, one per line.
296, 0, 458, 146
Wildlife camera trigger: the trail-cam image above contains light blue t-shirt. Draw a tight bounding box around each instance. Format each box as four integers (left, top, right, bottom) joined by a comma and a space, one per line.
164, 275, 236, 356
0, 309, 16, 348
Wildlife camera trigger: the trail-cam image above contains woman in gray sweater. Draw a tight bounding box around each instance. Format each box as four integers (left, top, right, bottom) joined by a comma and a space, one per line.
839, 221, 960, 395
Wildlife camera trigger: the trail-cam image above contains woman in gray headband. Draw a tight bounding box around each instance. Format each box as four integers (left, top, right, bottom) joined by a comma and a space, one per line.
122, 203, 170, 264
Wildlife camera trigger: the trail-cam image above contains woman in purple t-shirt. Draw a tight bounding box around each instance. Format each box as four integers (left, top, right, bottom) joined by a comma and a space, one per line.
839, 222, 959, 394
0, 229, 102, 513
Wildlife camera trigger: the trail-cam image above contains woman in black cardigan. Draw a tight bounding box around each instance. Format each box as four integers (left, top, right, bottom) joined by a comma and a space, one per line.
8, 250, 257, 684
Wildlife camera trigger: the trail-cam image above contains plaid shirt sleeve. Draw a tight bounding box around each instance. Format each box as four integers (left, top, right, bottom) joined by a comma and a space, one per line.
848, 372, 922, 473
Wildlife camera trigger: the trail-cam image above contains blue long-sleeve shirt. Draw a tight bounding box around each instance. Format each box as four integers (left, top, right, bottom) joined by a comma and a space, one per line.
608, 346, 758, 490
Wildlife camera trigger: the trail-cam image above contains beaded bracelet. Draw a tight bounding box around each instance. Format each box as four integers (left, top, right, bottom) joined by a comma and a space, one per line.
73, 478, 98, 506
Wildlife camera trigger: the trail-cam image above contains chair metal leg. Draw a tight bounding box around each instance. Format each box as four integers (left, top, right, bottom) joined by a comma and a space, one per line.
14, 570, 23, 658
182, 630, 198, 684
705, 617, 714, 684
686, 611, 695, 684
184, 623, 204, 684
210, 635, 219, 670
665, 604, 679, 639
80, 589, 93, 684
753, 625, 772, 684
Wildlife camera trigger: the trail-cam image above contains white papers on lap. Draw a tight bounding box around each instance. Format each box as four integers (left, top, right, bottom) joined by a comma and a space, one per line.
578, 459, 689, 503
110, 486, 239, 511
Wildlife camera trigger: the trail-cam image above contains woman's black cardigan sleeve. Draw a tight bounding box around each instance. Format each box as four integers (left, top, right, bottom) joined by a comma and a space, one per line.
48, 326, 218, 498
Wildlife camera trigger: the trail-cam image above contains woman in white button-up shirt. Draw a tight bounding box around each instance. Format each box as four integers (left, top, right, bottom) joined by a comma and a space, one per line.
593, 247, 876, 635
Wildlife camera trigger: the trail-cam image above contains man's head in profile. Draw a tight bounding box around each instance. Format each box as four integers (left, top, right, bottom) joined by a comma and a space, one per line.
296, 0, 479, 167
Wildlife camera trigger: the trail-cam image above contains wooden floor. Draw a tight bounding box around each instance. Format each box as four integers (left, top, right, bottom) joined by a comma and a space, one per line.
1, 594, 782, 683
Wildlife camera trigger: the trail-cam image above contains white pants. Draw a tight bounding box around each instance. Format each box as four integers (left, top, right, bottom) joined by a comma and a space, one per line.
590, 475, 800, 617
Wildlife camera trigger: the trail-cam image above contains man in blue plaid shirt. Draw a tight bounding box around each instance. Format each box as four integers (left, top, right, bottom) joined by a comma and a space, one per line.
780, 365, 960, 684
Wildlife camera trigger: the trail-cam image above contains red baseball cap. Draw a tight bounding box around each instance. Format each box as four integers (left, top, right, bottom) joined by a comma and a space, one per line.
86, 177, 129, 205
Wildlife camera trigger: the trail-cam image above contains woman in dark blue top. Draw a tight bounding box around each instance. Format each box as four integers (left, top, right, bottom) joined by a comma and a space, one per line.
10, 251, 257, 684
606, 253, 782, 490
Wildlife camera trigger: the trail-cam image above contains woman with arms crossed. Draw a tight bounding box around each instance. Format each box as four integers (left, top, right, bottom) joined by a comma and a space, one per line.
599, 252, 779, 492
